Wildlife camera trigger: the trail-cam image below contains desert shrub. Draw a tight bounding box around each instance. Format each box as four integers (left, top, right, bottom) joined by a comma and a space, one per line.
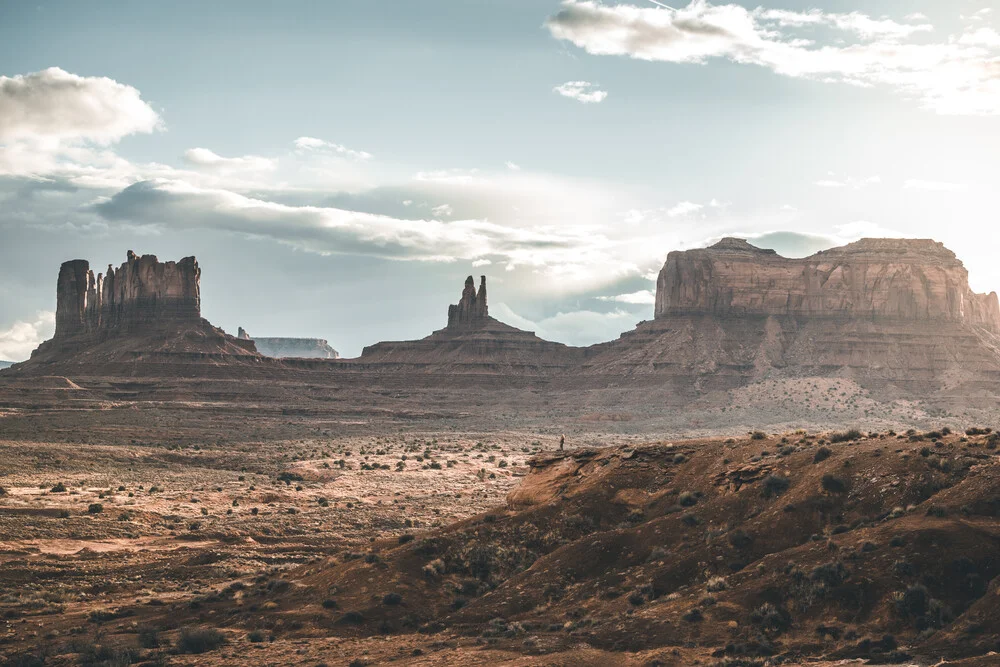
829, 430, 861, 443
678, 491, 698, 507
338, 611, 365, 624
138, 626, 161, 648
51, 482, 67, 493
382, 592, 403, 605
749, 603, 791, 634
176, 627, 227, 654
276, 471, 304, 483
682, 607, 704, 622
706, 576, 728, 592
813, 447, 833, 464
321, 599, 338, 609
750, 431, 767, 440
398, 534, 415, 544
965, 427, 991, 436
728, 529, 753, 549
762, 474, 790, 498
248, 629, 266, 643
811, 561, 849, 588
821, 474, 847, 493
75, 642, 139, 666
87, 503, 103, 514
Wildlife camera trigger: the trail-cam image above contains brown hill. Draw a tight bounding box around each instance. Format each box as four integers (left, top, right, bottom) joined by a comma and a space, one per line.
248, 428, 1000, 664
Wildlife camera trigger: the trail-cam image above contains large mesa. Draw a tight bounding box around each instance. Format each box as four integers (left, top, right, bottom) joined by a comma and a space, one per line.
656, 237, 1000, 331
23, 251, 257, 369
54, 251, 202, 338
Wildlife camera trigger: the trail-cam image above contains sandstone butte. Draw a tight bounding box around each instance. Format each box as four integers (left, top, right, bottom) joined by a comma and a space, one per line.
10, 238, 1000, 398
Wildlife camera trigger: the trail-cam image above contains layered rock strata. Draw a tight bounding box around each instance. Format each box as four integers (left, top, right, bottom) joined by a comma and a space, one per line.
584, 238, 1000, 395
656, 238, 1000, 331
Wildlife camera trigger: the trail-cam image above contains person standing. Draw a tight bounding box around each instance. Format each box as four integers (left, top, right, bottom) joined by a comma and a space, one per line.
559, 434, 565, 451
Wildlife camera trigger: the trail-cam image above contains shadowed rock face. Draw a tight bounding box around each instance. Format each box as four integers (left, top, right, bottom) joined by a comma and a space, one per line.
447, 275, 488, 330
656, 238, 1000, 332
27, 251, 256, 367
54, 251, 201, 338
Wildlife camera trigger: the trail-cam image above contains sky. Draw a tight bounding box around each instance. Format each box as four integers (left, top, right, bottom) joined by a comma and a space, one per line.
1, 0, 999, 360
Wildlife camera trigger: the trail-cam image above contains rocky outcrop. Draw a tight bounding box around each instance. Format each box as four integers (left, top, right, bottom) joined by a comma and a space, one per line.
656, 238, 1000, 332
360, 275, 579, 372
54, 251, 202, 338
581, 238, 1000, 397
237, 328, 339, 359
447, 276, 488, 330
27, 251, 257, 367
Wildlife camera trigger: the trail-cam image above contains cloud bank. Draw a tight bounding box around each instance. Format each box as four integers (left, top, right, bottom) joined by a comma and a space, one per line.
546, 0, 1000, 115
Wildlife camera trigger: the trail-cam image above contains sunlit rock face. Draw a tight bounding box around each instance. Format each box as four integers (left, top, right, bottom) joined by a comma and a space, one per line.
656, 238, 1000, 332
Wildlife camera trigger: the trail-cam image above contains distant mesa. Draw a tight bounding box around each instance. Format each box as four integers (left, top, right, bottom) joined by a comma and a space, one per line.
359, 274, 579, 369
584, 237, 1000, 393
26, 251, 258, 368
237, 327, 340, 360
656, 237, 1000, 329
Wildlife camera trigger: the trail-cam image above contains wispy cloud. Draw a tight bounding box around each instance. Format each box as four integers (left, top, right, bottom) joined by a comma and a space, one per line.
183, 147, 275, 172
553, 80, 608, 104
814, 174, 881, 189
293, 136, 372, 160
546, 1, 1000, 115
903, 179, 969, 192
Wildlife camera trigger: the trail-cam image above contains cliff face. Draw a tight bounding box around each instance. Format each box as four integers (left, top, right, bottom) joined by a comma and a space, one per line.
656, 238, 1000, 332
54, 251, 202, 338
27, 251, 257, 368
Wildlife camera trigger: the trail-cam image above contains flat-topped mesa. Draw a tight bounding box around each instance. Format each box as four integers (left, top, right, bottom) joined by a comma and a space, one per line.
655, 237, 1000, 331
54, 251, 202, 338
237, 327, 340, 359
446, 275, 488, 330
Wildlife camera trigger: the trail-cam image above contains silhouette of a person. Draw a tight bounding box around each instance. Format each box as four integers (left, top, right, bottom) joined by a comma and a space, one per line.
559, 434, 565, 451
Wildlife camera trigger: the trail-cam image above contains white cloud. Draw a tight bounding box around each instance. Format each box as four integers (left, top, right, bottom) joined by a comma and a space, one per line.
293, 136, 372, 160
472, 259, 492, 267
758, 9, 932, 39
92, 178, 622, 272
553, 81, 608, 104
0, 67, 161, 145
493, 303, 641, 346
0, 311, 55, 362
597, 289, 656, 305
505, 161, 521, 171
667, 200, 703, 217
903, 179, 969, 192
960, 28, 1000, 48
183, 147, 275, 172
546, 1, 1000, 115
431, 203, 453, 217
814, 174, 881, 189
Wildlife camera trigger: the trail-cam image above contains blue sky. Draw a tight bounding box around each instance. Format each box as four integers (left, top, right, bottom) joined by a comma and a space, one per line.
1, 0, 999, 359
